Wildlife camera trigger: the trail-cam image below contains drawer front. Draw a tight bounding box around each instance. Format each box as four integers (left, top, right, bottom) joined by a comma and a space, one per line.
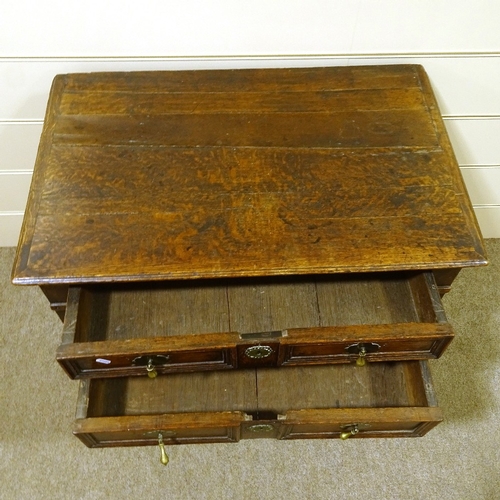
74, 361, 442, 452
58, 346, 238, 379
279, 323, 453, 366
279, 407, 443, 439
74, 413, 245, 448
58, 323, 452, 378
58, 272, 454, 379
76, 408, 442, 449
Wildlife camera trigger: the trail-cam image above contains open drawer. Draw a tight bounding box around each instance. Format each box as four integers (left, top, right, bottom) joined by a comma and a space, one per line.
57, 271, 453, 379
74, 361, 442, 454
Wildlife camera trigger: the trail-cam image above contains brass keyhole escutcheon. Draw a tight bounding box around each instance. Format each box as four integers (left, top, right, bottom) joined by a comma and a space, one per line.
244, 345, 273, 359
158, 434, 169, 466
247, 424, 274, 433
340, 424, 359, 440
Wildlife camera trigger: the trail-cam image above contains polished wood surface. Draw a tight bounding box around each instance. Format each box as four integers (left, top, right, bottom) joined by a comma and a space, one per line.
12, 65, 486, 285
11, 65, 484, 449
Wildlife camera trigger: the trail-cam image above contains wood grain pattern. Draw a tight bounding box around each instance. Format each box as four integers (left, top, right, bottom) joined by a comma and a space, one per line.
315, 273, 417, 325
280, 407, 443, 439
86, 370, 258, 417
12, 65, 486, 285
61, 66, 423, 93
74, 409, 247, 447
56, 272, 454, 378
52, 110, 438, 148
74, 360, 442, 446
59, 87, 427, 115
226, 277, 320, 333
77, 282, 229, 341
255, 362, 429, 412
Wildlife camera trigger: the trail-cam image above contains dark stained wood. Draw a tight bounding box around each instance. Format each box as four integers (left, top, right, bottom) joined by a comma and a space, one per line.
12, 65, 486, 286
433, 268, 462, 295
59, 87, 427, 116
408, 272, 447, 323
11, 65, 484, 451
40, 284, 68, 319
74, 360, 442, 446
74, 407, 247, 447
279, 323, 453, 366
56, 272, 454, 378
52, 109, 438, 148
254, 363, 440, 439
62, 66, 424, 93
279, 407, 443, 439
227, 277, 320, 369
74, 370, 256, 447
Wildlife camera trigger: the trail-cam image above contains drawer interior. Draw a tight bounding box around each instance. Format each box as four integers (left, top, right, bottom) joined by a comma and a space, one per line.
57, 271, 453, 378
74, 361, 442, 445
72, 271, 442, 343
82, 361, 434, 418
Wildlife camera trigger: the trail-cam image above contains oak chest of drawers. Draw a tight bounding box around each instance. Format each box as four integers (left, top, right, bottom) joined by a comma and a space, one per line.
12, 65, 486, 464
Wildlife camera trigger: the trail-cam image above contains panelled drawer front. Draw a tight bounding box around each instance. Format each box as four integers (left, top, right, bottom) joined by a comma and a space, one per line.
58, 271, 454, 379
58, 343, 238, 379
279, 407, 443, 439
279, 323, 453, 366
74, 413, 245, 448
76, 408, 442, 449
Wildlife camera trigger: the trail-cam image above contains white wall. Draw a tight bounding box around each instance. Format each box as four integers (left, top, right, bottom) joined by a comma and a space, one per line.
1, 0, 499, 246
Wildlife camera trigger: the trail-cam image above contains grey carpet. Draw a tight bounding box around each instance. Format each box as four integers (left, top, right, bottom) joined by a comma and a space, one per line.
1, 240, 499, 500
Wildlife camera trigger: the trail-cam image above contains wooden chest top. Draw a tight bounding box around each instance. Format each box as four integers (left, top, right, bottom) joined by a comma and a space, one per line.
12, 65, 486, 284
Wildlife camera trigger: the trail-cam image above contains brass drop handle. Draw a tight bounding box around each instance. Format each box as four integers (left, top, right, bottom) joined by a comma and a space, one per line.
147, 359, 158, 379
345, 342, 380, 366
158, 434, 169, 466
340, 424, 359, 440
356, 347, 367, 367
